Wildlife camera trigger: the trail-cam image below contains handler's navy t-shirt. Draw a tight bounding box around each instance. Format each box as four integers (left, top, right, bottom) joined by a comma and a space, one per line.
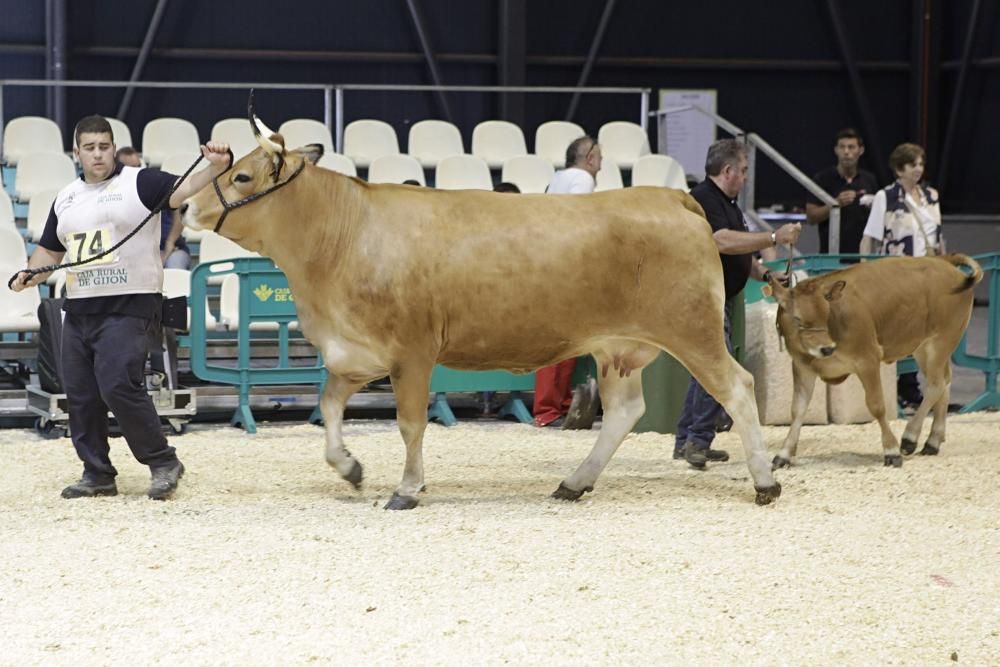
689, 178, 752, 300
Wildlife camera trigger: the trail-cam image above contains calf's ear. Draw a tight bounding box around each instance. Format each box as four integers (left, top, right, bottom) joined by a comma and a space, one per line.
295, 143, 325, 165
825, 280, 847, 302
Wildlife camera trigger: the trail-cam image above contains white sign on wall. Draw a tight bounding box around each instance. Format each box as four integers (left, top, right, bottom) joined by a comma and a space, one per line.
657, 89, 718, 182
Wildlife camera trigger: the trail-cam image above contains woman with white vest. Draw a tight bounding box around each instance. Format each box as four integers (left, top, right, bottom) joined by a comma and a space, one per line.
860, 142, 942, 409
11, 115, 232, 500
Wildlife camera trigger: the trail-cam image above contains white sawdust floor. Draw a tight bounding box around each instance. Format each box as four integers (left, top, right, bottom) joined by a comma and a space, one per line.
1, 414, 998, 666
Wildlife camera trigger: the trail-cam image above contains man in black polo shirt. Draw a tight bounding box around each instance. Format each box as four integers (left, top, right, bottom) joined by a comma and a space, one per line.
674, 138, 801, 469
805, 128, 878, 255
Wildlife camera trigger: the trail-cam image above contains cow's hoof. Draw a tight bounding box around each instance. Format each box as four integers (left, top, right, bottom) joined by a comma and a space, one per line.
772, 455, 791, 470
884, 455, 903, 468
754, 483, 782, 506
342, 459, 363, 489
551, 482, 593, 502
383, 493, 419, 510
918, 443, 940, 456
900, 437, 918, 456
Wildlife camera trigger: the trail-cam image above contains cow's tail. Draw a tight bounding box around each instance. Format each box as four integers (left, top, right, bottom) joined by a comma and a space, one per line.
943, 253, 984, 293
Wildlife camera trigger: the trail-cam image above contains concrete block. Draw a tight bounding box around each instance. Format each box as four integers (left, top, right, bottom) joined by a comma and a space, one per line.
827, 362, 898, 424
744, 302, 827, 426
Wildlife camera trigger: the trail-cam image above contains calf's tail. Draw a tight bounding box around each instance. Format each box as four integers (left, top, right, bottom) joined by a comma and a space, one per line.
944, 253, 984, 293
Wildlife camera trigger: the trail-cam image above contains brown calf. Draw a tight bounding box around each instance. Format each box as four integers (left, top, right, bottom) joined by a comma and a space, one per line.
767, 255, 982, 468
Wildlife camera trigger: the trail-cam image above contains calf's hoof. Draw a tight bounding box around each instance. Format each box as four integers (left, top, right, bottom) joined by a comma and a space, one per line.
772, 455, 791, 470
342, 459, 364, 489
754, 483, 782, 506
900, 437, 918, 456
918, 443, 940, 456
551, 482, 593, 502
383, 493, 419, 510
884, 454, 903, 468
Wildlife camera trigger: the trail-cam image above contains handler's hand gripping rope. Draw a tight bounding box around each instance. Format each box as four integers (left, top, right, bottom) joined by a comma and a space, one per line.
6, 151, 230, 291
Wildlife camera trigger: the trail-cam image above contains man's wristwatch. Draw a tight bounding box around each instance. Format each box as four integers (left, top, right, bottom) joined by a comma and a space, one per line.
770, 231, 777, 246
762, 270, 771, 283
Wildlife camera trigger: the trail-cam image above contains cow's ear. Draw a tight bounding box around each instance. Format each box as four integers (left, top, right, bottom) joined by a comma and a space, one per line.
825, 280, 847, 302
295, 143, 325, 165
767, 277, 790, 307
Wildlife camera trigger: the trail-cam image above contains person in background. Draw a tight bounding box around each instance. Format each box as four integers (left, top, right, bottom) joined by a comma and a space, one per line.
804, 128, 878, 255
532, 136, 602, 429
675, 138, 801, 469
860, 142, 941, 410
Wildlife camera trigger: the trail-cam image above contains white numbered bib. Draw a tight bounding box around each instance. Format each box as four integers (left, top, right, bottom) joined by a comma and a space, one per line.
67, 227, 117, 266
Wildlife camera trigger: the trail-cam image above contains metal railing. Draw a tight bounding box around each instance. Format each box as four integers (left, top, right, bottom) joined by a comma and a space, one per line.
652, 105, 843, 253
0, 79, 651, 162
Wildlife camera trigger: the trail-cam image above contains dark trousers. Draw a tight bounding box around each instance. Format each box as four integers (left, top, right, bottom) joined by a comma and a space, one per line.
62, 312, 177, 482
897, 371, 922, 404
675, 300, 734, 452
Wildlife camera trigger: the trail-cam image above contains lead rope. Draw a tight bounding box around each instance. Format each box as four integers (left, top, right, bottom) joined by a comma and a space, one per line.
7, 154, 214, 291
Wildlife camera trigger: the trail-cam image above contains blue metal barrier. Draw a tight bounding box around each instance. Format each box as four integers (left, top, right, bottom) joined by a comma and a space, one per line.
746, 253, 998, 413
189, 258, 325, 433
189, 258, 536, 431
952, 252, 999, 412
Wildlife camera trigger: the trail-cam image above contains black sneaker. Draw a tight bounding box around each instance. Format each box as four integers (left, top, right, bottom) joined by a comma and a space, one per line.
563, 378, 598, 430
61, 478, 118, 499
683, 442, 730, 469
148, 461, 185, 500
705, 448, 730, 462
672, 448, 685, 460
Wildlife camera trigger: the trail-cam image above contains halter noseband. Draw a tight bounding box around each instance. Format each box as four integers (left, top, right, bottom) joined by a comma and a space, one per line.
210, 158, 306, 233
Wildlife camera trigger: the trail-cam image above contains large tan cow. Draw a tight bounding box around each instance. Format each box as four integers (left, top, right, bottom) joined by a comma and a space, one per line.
766, 254, 982, 468
182, 97, 782, 509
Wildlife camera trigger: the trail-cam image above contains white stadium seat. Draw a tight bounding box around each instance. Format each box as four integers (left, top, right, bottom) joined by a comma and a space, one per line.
342, 120, 399, 169
2, 116, 63, 166
14, 152, 76, 203
211, 118, 258, 160
197, 231, 261, 285
435, 155, 492, 190
597, 121, 651, 170
0, 189, 14, 231
0, 227, 40, 332
368, 154, 425, 185
500, 155, 555, 194
26, 188, 59, 242
107, 118, 134, 149
160, 152, 209, 178
316, 153, 358, 177
278, 119, 334, 153
534, 121, 585, 168
407, 120, 464, 169
631, 154, 688, 190
471, 120, 527, 169
162, 267, 217, 330
142, 118, 200, 168
219, 273, 297, 332
595, 156, 623, 191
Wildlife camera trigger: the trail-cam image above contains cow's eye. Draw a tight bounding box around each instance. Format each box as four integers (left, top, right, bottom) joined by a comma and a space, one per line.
233, 173, 252, 183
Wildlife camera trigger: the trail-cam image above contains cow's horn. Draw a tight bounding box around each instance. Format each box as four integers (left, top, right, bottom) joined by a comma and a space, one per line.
248, 89, 283, 155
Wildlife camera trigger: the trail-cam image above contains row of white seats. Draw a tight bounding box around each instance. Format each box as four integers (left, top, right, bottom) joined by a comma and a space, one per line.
3, 115, 652, 173
339, 119, 651, 170
313, 151, 685, 192
149, 117, 650, 170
